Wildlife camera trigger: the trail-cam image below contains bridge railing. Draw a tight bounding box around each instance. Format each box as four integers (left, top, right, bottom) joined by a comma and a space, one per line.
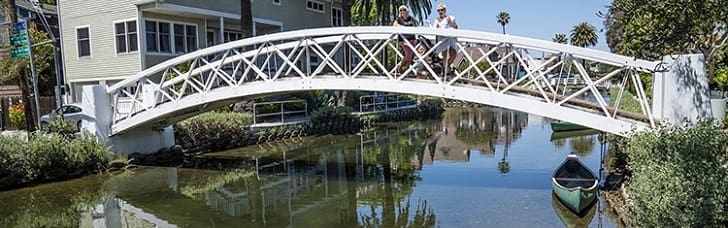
107, 27, 660, 134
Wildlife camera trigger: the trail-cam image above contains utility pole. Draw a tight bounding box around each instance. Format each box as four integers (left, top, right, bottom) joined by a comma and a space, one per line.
30, 0, 63, 109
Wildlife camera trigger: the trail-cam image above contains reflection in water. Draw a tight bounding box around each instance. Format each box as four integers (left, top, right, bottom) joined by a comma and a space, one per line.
0, 108, 620, 227
551, 193, 598, 228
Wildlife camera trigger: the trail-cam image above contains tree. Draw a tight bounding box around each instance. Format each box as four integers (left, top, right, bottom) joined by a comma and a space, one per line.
240, 0, 253, 38
496, 11, 510, 34
569, 22, 598, 48
353, 0, 433, 26
552, 33, 568, 44
602, 0, 728, 81
0, 0, 39, 131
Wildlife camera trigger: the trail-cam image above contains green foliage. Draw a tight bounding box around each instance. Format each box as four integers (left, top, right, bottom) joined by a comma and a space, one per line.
175, 112, 253, 151
177, 112, 253, 129
47, 117, 77, 139
8, 104, 25, 129
715, 67, 728, 92
569, 22, 598, 48
0, 132, 111, 188
497, 11, 510, 34
0, 25, 55, 95
310, 106, 356, 125
603, 0, 728, 79
625, 122, 728, 227
609, 87, 642, 113
353, 0, 432, 25
552, 33, 568, 44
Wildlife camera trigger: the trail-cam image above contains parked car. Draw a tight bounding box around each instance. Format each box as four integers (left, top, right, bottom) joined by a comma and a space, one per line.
40, 103, 85, 131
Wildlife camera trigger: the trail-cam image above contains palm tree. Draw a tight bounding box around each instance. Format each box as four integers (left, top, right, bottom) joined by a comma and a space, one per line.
552, 33, 568, 44
353, 0, 432, 25
496, 11, 510, 34
569, 22, 598, 71
569, 22, 598, 48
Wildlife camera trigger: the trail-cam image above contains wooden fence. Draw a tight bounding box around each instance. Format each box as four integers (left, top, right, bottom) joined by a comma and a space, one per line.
0, 96, 57, 130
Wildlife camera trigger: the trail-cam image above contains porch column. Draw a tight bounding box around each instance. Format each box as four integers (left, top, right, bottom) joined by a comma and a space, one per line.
219, 17, 224, 43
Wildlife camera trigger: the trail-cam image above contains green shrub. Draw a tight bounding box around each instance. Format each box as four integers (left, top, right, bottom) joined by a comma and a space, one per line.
310, 106, 355, 125
47, 117, 78, 139
625, 122, 728, 227
175, 112, 253, 151
0, 132, 111, 188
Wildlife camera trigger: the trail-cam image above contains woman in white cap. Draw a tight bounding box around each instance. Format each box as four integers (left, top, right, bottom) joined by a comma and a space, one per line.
393, 5, 419, 74
432, 2, 458, 77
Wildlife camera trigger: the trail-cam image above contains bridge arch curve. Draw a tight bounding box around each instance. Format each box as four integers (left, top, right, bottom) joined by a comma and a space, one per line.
104, 27, 662, 137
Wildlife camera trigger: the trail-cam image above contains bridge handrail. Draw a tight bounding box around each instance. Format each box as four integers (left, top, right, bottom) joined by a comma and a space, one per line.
108, 26, 659, 93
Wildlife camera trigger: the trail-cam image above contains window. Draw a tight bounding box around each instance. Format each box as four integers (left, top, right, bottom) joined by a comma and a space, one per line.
173, 24, 198, 53
76, 26, 91, 57
148, 20, 196, 54
273, 0, 281, 5
145, 20, 171, 53
115, 20, 138, 54
224, 31, 243, 43
332, 8, 343, 26
306, 0, 324, 13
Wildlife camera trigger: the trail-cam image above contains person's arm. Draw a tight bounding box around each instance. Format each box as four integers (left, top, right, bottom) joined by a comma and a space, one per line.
414, 18, 419, 26
393, 20, 400, 26
449, 16, 458, 29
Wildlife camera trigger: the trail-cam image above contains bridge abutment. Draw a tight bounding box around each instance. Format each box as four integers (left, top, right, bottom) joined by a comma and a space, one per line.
652, 54, 713, 124
82, 85, 174, 155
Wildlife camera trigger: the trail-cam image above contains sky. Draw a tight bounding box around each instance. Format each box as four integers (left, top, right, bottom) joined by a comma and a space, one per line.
420, 0, 613, 51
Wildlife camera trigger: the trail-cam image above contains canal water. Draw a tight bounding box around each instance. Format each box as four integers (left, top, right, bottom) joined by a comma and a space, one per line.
0, 108, 619, 227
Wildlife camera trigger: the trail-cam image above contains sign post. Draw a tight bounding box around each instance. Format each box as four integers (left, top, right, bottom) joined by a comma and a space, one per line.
10, 21, 42, 127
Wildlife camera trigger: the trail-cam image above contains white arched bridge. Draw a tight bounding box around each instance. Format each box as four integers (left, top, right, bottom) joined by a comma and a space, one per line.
84, 27, 711, 154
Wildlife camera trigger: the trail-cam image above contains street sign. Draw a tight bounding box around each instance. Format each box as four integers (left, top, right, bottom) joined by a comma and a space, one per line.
11, 46, 30, 59
13, 21, 27, 33
10, 33, 29, 46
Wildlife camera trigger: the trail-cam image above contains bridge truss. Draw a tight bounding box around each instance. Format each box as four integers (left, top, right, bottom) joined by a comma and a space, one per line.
107, 27, 660, 136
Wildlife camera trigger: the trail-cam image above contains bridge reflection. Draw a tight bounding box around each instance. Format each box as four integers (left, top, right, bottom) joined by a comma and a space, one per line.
81, 109, 530, 227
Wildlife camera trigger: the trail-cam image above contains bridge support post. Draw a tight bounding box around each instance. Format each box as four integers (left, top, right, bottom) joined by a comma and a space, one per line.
81, 85, 174, 155
651, 54, 713, 124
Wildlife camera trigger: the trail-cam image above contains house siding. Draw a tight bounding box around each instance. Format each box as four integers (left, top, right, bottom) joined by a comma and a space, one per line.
59, 0, 141, 83
252, 0, 340, 30
163, 0, 239, 15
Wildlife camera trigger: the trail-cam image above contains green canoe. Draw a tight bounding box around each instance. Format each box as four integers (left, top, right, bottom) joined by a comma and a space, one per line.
552, 154, 598, 214
550, 121, 589, 132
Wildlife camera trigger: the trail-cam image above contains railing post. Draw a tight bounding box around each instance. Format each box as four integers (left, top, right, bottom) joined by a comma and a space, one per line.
281, 102, 285, 123
253, 104, 257, 125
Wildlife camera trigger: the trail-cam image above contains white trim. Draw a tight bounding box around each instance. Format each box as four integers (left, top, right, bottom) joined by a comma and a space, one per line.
272, 0, 281, 6
306, 0, 325, 14
252, 17, 284, 36
137, 7, 145, 70
68, 76, 130, 83
152, 3, 239, 19
74, 25, 92, 59
112, 18, 140, 56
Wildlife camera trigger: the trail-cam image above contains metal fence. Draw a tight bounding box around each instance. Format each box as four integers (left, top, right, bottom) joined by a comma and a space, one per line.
358, 93, 417, 114
252, 99, 308, 126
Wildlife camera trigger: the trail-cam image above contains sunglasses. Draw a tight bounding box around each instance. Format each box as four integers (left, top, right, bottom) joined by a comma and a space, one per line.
437, 9, 445, 12
400, 9, 407, 12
